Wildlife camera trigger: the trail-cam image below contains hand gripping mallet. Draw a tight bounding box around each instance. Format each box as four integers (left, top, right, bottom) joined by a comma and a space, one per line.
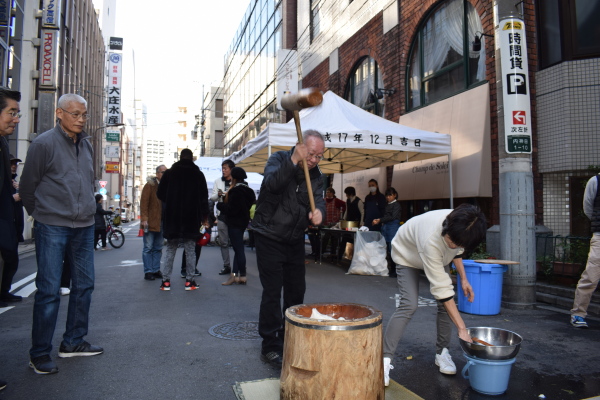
280, 88, 323, 213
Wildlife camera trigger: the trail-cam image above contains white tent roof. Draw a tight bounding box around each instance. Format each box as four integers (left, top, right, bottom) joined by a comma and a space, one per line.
228, 91, 452, 174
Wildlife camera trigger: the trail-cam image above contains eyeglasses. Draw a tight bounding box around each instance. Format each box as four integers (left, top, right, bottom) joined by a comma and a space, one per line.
60, 108, 89, 120
6, 111, 21, 119
307, 153, 324, 161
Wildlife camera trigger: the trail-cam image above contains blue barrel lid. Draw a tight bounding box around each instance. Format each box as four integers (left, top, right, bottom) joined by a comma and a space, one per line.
460, 260, 508, 273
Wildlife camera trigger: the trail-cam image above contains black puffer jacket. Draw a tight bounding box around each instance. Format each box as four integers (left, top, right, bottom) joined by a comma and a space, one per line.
216, 182, 256, 230
156, 158, 209, 240
251, 148, 326, 243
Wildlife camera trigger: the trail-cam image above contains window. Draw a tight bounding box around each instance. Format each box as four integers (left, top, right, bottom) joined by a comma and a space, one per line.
310, 0, 321, 43
215, 99, 223, 118
537, 0, 600, 69
214, 130, 224, 149
344, 57, 385, 117
407, 0, 485, 110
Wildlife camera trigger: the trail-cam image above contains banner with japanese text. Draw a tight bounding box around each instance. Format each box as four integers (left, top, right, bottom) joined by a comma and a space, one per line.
499, 17, 532, 154
107, 53, 122, 125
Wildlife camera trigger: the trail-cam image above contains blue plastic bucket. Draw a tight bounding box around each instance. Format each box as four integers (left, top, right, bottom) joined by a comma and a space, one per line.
462, 354, 516, 395
456, 260, 507, 315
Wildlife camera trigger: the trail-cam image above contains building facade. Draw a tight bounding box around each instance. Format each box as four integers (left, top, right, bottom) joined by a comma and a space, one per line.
5, 0, 109, 240
222, 0, 288, 158
222, 0, 600, 240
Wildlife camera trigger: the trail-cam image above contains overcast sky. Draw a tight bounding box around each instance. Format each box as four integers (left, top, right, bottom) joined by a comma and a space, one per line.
114, 0, 250, 133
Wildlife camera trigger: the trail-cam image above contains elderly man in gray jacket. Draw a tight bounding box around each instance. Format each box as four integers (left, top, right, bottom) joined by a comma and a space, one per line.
20, 94, 103, 375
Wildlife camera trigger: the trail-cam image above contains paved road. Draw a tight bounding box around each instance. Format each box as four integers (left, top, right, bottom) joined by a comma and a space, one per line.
1, 221, 599, 400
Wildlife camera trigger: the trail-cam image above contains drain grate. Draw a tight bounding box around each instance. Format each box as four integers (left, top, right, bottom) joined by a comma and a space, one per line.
208, 321, 261, 340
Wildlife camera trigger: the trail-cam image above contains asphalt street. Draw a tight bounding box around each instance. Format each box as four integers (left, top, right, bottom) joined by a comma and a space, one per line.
1, 220, 599, 400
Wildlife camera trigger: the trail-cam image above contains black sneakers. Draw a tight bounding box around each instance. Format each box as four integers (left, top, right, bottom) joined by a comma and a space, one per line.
153, 271, 163, 279
185, 279, 198, 291
0, 293, 23, 302
58, 341, 104, 358
144, 273, 155, 281
160, 280, 171, 291
29, 355, 59, 374
219, 265, 231, 275
260, 351, 283, 368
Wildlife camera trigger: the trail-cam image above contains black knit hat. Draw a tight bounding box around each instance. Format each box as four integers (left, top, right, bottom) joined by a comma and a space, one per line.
231, 167, 247, 181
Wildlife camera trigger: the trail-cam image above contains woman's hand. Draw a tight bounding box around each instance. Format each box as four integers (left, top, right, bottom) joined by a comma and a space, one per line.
458, 327, 472, 343
372, 218, 380, 225
461, 279, 475, 303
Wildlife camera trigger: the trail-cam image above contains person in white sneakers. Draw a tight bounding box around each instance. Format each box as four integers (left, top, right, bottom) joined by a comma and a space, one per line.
382, 204, 487, 386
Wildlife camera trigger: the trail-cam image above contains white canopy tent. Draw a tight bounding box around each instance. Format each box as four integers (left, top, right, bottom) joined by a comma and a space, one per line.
228, 91, 454, 203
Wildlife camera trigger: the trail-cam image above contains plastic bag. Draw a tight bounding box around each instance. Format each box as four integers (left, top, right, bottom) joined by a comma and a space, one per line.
347, 231, 388, 276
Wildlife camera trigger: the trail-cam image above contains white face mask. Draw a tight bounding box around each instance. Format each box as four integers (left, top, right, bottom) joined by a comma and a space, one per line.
369, 187, 377, 193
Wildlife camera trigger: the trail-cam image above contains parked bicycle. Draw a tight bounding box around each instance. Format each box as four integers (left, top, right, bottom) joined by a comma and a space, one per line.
96, 214, 125, 249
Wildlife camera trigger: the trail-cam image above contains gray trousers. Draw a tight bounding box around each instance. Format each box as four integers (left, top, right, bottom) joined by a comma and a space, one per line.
383, 264, 452, 359
162, 239, 197, 280
217, 219, 230, 267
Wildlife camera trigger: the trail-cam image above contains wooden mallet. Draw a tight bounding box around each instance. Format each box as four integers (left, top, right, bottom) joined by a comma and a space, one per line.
280, 88, 323, 213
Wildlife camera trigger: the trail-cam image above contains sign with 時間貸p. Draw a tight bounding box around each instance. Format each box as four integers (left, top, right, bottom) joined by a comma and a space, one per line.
499, 17, 532, 154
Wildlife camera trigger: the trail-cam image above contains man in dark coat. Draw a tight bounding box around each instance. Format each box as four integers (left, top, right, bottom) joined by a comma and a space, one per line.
156, 149, 209, 291
0, 86, 20, 392
0, 89, 21, 313
252, 130, 326, 368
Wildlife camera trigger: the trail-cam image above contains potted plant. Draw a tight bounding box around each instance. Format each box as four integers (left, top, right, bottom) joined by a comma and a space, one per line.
552, 239, 589, 283
536, 254, 554, 280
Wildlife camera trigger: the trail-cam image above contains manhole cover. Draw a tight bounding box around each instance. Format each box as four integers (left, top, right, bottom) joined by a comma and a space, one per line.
208, 321, 261, 340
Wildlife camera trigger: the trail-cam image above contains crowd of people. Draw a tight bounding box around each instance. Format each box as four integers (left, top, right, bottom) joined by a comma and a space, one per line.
1, 87, 596, 394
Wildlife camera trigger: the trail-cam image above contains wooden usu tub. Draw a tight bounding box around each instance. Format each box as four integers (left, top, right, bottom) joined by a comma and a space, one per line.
280, 303, 384, 400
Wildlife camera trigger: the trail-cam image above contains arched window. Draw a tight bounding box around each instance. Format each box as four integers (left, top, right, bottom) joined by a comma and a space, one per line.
345, 57, 385, 117
407, 0, 486, 110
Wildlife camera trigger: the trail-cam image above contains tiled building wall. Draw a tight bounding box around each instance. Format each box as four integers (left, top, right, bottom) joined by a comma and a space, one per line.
536, 58, 600, 236
542, 171, 592, 236
536, 59, 600, 174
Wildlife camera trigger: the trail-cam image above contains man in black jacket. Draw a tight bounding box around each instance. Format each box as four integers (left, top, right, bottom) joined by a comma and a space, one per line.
0, 87, 20, 392
252, 130, 326, 367
156, 149, 209, 291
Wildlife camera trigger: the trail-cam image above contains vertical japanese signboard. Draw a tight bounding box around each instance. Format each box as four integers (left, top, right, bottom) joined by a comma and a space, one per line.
107, 53, 122, 125
276, 49, 298, 111
499, 17, 532, 154
39, 30, 59, 88
41, 0, 61, 28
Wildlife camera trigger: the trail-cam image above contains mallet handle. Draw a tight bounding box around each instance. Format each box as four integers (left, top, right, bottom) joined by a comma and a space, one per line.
293, 110, 316, 213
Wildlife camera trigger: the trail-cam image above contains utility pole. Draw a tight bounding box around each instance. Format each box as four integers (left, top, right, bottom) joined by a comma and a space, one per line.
494, 0, 536, 309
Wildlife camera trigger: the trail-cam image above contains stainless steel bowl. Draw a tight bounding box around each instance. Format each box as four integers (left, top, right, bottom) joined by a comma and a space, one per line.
459, 327, 523, 360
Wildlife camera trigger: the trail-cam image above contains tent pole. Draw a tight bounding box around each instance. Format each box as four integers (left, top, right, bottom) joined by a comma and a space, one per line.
448, 152, 454, 208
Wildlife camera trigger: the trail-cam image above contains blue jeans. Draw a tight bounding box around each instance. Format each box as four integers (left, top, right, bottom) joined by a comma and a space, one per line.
228, 227, 246, 276
142, 230, 164, 274
30, 221, 95, 359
